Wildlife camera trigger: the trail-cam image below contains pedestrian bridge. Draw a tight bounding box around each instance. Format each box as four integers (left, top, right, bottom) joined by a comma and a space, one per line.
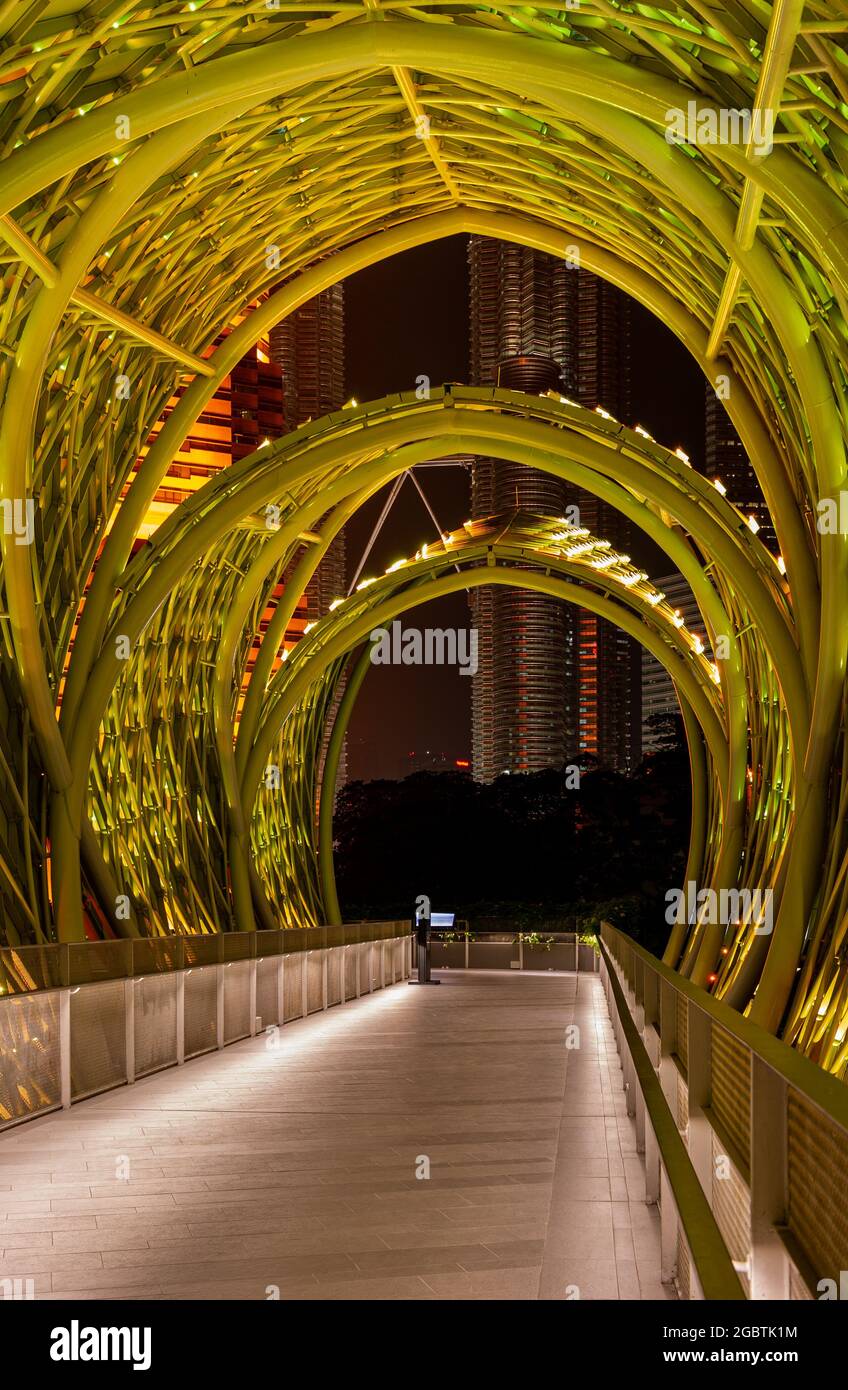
1, 924, 844, 1301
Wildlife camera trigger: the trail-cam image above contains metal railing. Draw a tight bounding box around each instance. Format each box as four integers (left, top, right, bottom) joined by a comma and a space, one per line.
430, 929, 600, 973
601, 921, 848, 1301
0, 922, 409, 1131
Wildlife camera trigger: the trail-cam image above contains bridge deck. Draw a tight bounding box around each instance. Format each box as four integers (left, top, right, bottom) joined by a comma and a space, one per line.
0, 969, 673, 1300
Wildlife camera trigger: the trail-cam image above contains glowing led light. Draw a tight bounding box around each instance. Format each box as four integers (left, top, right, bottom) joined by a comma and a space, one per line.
692, 635, 705, 654
302, 622, 316, 634
328, 598, 343, 611
675, 447, 690, 464
386, 559, 406, 573
260, 438, 270, 447
747, 515, 760, 533
634, 424, 653, 440
356, 577, 377, 591
712, 477, 726, 495
710, 663, 721, 685
594, 405, 614, 420
777, 555, 786, 575
647, 591, 664, 605
672, 610, 685, 628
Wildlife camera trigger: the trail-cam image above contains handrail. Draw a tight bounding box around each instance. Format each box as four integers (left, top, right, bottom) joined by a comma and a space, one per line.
601, 922, 848, 1136
600, 936, 746, 1300
601, 920, 848, 1299
0, 920, 408, 996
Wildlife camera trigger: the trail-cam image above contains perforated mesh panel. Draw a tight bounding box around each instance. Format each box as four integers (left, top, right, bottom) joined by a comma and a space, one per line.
326, 947, 342, 1007
67, 941, 130, 986
184, 966, 218, 1058
676, 992, 688, 1073
359, 943, 370, 995
133, 974, 178, 1077
306, 952, 324, 1013
711, 1023, 750, 1173
711, 1132, 751, 1284
256, 957, 279, 1030
70, 980, 126, 1099
283, 955, 304, 1021
393, 937, 406, 980
344, 945, 357, 998
224, 961, 251, 1041
0, 991, 61, 1126
787, 1089, 848, 1283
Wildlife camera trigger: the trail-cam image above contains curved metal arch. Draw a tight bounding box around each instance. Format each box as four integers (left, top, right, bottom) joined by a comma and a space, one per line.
240, 530, 722, 934
0, 3, 846, 1068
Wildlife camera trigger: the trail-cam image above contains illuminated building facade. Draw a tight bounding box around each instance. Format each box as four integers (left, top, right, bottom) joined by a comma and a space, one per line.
641, 573, 703, 754
468, 238, 640, 779
704, 384, 774, 548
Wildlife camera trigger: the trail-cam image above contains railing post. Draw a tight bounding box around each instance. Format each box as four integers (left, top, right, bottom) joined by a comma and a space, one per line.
278, 954, 285, 1026
249, 956, 258, 1035
341, 946, 347, 1003
322, 948, 329, 1010
59, 989, 71, 1109
642, 966, 660, 1068
686, 1003, 712, 1194
302, 952, 310, 1016
633, 956, 645, 1031
750, 1058, 790, 1298
659, 1166, 677, 1285
176, 970, 185, 1064
125, 979, 135, 1084
658, 978, 678, 1111
216, 965, 225, 1048
645, 1118, 661, 1204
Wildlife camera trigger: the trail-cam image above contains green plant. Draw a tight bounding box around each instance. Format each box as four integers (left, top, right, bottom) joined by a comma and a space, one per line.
515, 931, 555, 951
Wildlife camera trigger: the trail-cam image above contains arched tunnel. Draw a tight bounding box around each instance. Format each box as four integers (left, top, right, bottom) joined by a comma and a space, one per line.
1, 0, 847, 1320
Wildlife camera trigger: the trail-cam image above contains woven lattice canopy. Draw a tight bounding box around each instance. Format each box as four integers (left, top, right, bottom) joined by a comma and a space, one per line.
1, 3, 848, 1069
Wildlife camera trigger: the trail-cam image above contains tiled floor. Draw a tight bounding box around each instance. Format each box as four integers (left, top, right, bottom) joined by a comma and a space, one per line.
0, 969, 675, 1300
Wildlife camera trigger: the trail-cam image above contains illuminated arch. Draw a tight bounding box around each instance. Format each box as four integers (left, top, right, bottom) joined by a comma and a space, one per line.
0, 4, 845, 1070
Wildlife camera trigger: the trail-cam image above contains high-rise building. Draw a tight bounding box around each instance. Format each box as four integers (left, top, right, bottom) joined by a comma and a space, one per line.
641, 572, 703, 755
704, 384, 774, 547
468, 237, 641, 779
270, 285, 346, 619
270, 285, 348, 788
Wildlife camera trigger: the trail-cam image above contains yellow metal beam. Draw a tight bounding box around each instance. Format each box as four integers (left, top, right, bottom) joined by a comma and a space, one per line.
0, 214, 214, 377
706, 0, 804, 359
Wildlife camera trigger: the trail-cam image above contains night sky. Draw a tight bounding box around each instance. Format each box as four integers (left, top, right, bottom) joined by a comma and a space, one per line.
343, 236, 705, 782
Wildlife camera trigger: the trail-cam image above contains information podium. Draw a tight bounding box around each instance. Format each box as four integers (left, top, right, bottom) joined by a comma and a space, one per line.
408, 907, 453, 985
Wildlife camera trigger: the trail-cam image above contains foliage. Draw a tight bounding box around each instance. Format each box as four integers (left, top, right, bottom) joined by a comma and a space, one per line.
334, 716, 689, 954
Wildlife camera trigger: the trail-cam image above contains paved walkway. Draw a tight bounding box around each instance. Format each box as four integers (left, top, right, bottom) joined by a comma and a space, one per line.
0, 970, 674, 1300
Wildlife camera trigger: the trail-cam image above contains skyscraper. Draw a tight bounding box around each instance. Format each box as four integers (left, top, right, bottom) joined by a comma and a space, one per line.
641, 572, 703, 755
270, 284, 347, 619
704, 383, 774, 547
468, 238, 641, 780
269, 285, 348, 787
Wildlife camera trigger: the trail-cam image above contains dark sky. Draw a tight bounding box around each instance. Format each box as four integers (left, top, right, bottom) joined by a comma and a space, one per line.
342, 236, 705, 781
